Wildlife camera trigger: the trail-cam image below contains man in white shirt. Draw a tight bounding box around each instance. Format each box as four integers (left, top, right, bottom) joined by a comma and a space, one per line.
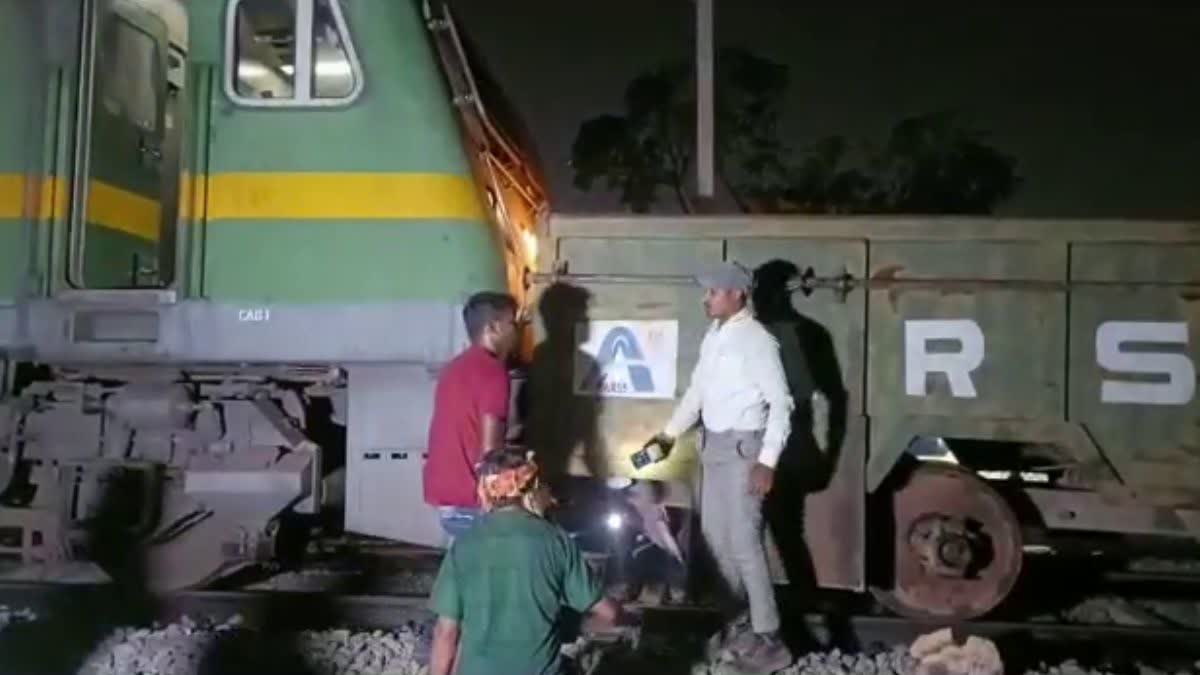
641, 261, 793, 672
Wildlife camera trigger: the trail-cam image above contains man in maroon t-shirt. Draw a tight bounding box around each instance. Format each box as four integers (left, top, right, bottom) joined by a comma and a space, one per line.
424, 291, 519, 540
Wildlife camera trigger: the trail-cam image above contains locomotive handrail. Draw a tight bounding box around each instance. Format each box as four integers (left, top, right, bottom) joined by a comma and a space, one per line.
423, 1, 545, 213
527, 269, 1200, 303
485, 152, 548, 221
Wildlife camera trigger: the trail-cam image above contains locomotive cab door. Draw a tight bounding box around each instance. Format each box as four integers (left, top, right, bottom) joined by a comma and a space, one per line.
71, 0, 175, 290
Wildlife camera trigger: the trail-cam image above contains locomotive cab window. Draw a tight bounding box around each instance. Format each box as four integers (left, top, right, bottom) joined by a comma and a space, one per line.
71, 0, 182, 290
228, 0, 363, 106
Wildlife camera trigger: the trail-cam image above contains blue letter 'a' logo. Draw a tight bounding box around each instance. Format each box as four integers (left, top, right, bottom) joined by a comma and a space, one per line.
583, 326, 655, 393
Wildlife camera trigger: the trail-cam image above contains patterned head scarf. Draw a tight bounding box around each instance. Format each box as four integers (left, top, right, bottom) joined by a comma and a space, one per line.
476, 448, 552, 514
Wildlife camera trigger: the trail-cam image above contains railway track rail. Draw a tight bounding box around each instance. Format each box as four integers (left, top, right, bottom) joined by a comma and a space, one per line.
0, 581, 1196, 658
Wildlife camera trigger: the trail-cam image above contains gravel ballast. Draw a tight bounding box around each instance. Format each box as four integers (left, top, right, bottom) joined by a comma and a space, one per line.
76, 616, 428, 675
0, 603, 1197, 675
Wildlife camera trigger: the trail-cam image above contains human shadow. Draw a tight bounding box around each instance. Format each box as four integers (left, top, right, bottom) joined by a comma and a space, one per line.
194, 595, 324, 675
0, 475, 159, 674
0, 471, 328, 675
752, 259, 854, 651
525, 282, 606, 489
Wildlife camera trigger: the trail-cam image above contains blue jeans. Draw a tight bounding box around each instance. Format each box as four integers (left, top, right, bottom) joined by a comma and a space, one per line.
438, 506, 483, 543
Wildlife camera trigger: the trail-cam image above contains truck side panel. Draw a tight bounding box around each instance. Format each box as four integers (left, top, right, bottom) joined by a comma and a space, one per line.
531, 232, 869, 592
865, 240, 1070, 488
867, 240, 1067, 420
528, 236, 723, 484
535, 213, 1200, 593
728, 237, 867, 592
1068, 243, 1200, 505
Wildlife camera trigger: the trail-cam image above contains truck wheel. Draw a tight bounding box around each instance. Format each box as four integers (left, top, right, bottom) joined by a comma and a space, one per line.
870, 463, 1022, 621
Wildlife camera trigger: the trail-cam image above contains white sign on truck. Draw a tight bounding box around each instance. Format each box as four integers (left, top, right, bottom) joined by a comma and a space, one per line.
574, 320, 679, 399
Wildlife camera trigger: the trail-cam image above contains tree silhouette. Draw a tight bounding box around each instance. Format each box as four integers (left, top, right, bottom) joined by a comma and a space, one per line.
570, 63, 693, 212
866, 111, 1021, 214
570, 48, 789, 213
570, 49, 1020, 215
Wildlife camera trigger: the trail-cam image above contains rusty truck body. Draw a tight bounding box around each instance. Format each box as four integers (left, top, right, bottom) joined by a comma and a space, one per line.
524, 213, 1200, 620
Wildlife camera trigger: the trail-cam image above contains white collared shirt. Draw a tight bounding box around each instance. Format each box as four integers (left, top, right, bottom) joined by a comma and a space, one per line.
664, 308, 794, 467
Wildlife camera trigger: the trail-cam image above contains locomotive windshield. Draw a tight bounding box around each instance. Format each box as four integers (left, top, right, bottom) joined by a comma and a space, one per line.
229, 0, 361, 105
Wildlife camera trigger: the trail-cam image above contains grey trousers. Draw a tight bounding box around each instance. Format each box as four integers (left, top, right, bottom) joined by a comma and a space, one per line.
700, 428, 781, 634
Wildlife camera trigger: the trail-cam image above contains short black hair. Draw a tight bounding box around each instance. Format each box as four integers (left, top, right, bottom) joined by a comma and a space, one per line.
477, 447, 530, 478
463, 291, 518, 340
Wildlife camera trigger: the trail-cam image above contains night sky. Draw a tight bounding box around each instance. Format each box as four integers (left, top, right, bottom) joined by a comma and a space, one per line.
448, 2, 1200, 219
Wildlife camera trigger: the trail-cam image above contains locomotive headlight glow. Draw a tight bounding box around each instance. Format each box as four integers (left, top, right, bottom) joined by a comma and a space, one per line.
522, 230, 538, 265
605, 512, 624, 532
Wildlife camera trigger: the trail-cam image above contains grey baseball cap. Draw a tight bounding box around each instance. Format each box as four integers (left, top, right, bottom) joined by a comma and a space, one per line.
695, 261, 752, 290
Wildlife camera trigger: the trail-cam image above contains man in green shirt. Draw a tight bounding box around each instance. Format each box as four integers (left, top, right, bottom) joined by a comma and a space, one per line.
429, 448, 627, 675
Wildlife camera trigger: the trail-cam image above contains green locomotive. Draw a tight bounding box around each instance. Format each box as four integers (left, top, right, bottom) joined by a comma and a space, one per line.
1, 0, 1198, 624
0, 0, 541, 591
